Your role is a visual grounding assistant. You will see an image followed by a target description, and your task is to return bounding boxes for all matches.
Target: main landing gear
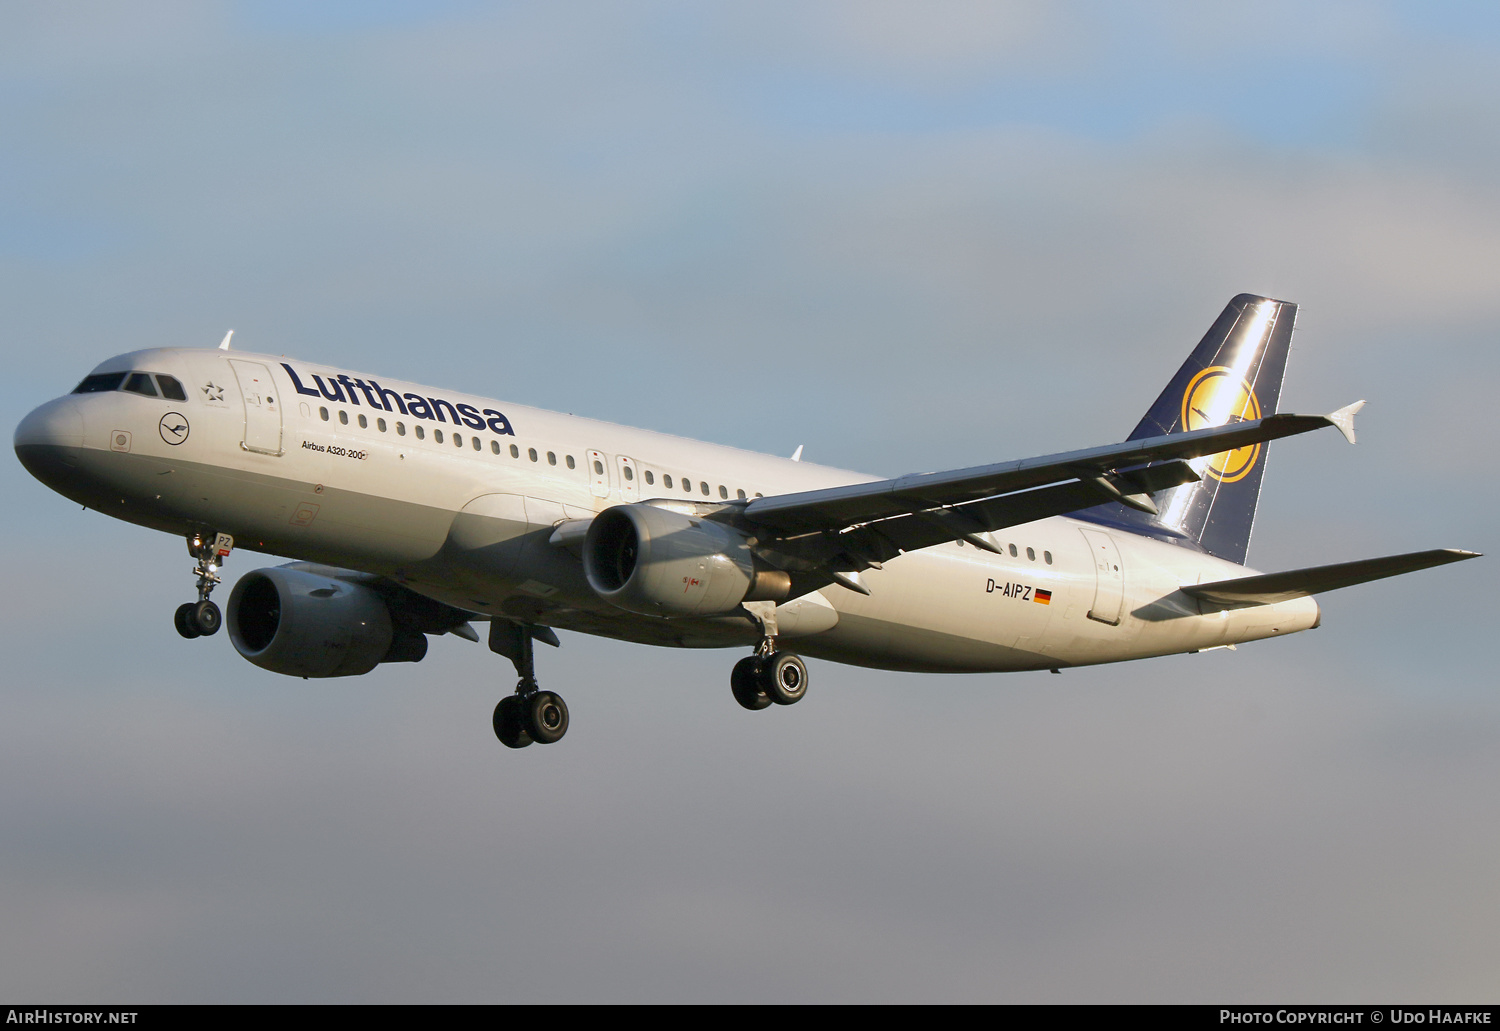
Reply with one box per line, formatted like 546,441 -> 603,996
488,620 -> 568,749
174,532 -> 234,639
731,600 -> 809,711
731,651 -> 809,709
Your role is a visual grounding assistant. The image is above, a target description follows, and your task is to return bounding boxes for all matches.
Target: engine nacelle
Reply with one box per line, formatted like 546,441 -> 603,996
227,567 -> 425,678
583,504 -> 788,617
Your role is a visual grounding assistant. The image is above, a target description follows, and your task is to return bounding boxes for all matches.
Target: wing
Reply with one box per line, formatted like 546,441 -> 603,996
727,405 -> 1363,579
1182,549 -> 1481,608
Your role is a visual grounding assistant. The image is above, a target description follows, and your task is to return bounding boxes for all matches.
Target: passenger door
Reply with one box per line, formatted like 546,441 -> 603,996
1078,528 -> 1124,625
229,359 -> 283,456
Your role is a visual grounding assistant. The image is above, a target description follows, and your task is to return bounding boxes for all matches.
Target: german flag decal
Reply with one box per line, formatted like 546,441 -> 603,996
1035,589 -> 1052,605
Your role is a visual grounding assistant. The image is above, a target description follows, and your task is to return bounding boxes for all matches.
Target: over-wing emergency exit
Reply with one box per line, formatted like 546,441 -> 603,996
14,294 -> 1479,749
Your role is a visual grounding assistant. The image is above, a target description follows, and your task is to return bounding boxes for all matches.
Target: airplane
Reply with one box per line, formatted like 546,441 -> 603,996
13,294 -> 1479,749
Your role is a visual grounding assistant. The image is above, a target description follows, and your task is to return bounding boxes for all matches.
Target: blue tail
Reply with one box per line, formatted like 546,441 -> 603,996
1079,293 -> 1297,565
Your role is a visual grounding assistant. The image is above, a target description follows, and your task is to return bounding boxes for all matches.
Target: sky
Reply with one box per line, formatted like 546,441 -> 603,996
2,0 -> 1497,1003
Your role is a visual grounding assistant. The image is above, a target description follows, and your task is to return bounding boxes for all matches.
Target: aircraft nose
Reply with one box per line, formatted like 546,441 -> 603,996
15,396 -> 83,448
14,396 -> 85,487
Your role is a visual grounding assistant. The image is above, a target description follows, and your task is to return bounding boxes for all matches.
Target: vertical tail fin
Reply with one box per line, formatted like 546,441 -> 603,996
1083,293 -> 1297,564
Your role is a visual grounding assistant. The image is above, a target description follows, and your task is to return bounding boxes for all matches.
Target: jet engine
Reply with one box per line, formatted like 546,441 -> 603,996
583,504 -> 789,617
226,566 -> 428,678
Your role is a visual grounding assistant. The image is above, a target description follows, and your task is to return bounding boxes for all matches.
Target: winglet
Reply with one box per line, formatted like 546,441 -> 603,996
218,330 -> 234,351
790,445 -> 804,462
1328,400 -> 1364,444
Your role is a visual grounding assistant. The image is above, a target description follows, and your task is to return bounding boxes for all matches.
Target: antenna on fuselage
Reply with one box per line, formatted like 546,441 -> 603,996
218,330 -> 234,351
790,445 -> 803,462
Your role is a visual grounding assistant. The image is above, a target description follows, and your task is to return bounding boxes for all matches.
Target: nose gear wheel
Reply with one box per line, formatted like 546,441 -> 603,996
174,533 -> 232,638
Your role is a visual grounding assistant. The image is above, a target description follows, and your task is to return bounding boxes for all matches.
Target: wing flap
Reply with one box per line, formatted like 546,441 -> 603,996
1182,549 -> 1480,608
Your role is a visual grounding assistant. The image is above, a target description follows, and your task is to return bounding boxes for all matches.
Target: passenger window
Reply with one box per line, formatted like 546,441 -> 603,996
529,448 -> 538,462
124,373 -> 158,397
718,485 -> 728,499
1044,551 -> 1053,564
434,429 -> 444,443
491,440 -> 500,454
566,455 -> 576,470
377,418 -> 387,432
156,375 -> 188,401
72,373 -> 127,394
701,482 -> 710,496
592,459 -> 603,475
453,434 -> 463,448
663,475 -> 673,489
548,451 -> 557,466
737,489 -> 746,500
415,426 -> 425,440
358,414 -> 367,429
683,479 -> 693,493
644,470 -> 654,485
320,407 -> 330,421
1009,544 -> 1018,557
397,422 -> 406,436
1027,547 -> 1035,561
339,410 -> 349,425
472,437 -> 481,451
754,493 -> 763,498
623,466 -> 633,481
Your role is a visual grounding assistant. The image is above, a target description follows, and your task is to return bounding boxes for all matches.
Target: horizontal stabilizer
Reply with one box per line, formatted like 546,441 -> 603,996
1183,549 -> 1481,608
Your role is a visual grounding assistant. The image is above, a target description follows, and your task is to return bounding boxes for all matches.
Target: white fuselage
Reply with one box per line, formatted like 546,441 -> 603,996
17,347 -> 1321,674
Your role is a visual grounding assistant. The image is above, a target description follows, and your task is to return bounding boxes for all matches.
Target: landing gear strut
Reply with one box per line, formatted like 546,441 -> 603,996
489,620 -> 568,749
175,532 -> 233,639
731,601 -> 809,710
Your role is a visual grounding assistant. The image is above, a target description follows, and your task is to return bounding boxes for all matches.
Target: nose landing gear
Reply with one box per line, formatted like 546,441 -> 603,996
175,532 -> 233,639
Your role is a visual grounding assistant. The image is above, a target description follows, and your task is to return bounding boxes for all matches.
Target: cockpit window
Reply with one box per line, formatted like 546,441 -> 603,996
123,373 -> 159,397
156,375 -> 187,401
73,370 -> 188,400
73,373 -> 127,394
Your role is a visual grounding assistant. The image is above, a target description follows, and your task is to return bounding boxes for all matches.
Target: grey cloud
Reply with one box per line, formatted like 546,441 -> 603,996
3,638 -> 1497,1001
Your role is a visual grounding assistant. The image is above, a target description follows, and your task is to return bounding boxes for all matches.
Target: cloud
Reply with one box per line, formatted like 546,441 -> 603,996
3,640 -> 1497,1001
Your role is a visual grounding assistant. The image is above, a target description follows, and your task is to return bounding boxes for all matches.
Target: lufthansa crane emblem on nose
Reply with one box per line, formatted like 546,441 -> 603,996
159,412 -> 190,445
